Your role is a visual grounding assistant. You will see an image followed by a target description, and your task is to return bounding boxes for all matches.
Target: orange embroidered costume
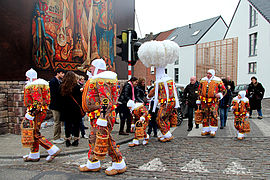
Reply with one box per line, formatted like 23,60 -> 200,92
22,68 -> 60,162
79,59 -> 126,176
196,69 -> 226,137
127,100 -> 150,146
138,40 -> 180,142
231,91 -> 250,140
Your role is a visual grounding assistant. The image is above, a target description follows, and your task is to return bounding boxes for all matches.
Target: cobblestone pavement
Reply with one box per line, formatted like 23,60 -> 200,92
1,125 -> 270,179
1,99 -> 270,179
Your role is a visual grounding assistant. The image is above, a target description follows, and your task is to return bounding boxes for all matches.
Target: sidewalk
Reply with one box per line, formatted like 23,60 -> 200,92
0,117 -> 134,159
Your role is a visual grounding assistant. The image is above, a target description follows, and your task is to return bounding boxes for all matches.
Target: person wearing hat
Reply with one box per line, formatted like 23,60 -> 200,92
196,69 -> 226,137
126,100 -> 150,147
231,91 -> 250,140
23,68 -> 61,162
138,40 -> 180,142
79,59 -> 126,176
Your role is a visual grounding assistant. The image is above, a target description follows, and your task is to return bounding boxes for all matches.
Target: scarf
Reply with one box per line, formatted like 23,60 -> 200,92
128,81 -> 135,101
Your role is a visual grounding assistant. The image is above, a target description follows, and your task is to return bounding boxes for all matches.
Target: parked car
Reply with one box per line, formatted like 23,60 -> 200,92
232,84 -> 249,97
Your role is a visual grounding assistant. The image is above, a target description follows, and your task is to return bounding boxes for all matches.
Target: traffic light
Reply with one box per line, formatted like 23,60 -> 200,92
131,41 -> 142,66
116,30 -> 141,66
116,30 -> 128,61
129,30 -> 141,66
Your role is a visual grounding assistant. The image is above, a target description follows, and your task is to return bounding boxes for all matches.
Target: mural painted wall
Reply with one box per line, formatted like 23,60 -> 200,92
0,0 -> 134,80
32,0 -> 115,72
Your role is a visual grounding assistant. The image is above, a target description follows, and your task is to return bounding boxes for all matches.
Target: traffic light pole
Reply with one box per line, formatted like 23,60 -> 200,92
128,30 -> 132,80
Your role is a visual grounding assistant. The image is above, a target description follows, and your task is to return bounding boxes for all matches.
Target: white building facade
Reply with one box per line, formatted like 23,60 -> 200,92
225,0 -> 270,97
166,16 -> 228,87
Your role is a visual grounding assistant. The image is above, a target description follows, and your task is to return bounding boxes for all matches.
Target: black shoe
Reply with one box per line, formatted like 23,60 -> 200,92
195,124 -> 199,129
84,127 -> 89,129
66,140 -> 71,147
258,116 -> 263,119
115,121 -> 119,124
72,140 -> 79,147
187,127 -> 192,131
119,131 -> 129,135
153,134 -> 157,137
220,126 -> 224,129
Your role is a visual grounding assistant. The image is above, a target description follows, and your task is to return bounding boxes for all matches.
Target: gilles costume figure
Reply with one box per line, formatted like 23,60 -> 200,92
138,40 -> 180,142
127,100 -> 150,146
79,59 -> 126,176
196,69 -> 226,137
231,91 -> 250,140
23,68 -> 60,162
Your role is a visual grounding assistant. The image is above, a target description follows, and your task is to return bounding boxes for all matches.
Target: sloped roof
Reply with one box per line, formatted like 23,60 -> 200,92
248,0 -> 270,24
155,28 -> 176,41
167,16 -> 225,47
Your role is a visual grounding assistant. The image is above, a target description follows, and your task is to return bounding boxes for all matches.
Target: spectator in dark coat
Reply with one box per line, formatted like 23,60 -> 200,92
49,68 -> 65,144
219,79 -> 231,129
147,83 -> 158,137
118,77 -> 138,135
136,78 -> 147,103
183,76 -> 199,131
224,76 -> 235,107
60,71 -> 82,147
77,75 -> 88,139
246,76 -> 265,119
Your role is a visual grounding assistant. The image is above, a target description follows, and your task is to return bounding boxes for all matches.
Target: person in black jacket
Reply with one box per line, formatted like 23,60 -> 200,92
219,79 -> 231,129
224,76 -> 235,108
136,78 -> 147,103
183,76 -> 199,131
60,71 -> 82,147
49,68 -> 65,144
147,83 -> 158,137
118,77 -> 138,135
246,76 -> 265,119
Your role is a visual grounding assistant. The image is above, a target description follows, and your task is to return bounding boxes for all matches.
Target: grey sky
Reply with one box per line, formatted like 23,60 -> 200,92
135,0 -> 240,38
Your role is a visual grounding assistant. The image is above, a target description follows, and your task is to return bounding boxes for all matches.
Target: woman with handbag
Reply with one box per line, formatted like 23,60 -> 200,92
60,71 -> 83,147
231,91 -> 250,140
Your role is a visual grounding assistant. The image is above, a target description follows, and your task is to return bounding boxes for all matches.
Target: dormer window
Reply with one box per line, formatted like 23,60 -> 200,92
170,35 -> 177,41
192,30 -> 200,36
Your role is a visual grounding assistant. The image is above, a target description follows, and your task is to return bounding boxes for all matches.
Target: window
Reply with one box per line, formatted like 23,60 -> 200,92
192,30 -> 200,36
249,33 -> 257,56
248,62 -> 257,74
150,66 -> 155,74
165,68 -> 167,74
174,68 -> 179,83
250,5 -> 258,28
174,59 -> 179,65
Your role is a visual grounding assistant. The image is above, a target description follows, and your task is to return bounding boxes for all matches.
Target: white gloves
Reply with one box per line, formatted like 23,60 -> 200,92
140,116 -> 145,122
25,112 -> 34,120
196,100 -> 201,105
96,118 -> 107,127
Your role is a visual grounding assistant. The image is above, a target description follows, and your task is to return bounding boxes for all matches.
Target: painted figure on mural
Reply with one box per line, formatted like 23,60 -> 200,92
32,3 -> 55,69
32,0 -> 116,71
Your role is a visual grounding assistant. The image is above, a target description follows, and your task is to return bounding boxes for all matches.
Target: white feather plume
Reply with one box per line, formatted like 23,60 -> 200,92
138,40 -> 180,68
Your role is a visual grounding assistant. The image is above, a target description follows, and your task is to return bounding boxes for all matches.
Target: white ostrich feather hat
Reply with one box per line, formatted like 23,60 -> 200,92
137,40 -> 180,68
